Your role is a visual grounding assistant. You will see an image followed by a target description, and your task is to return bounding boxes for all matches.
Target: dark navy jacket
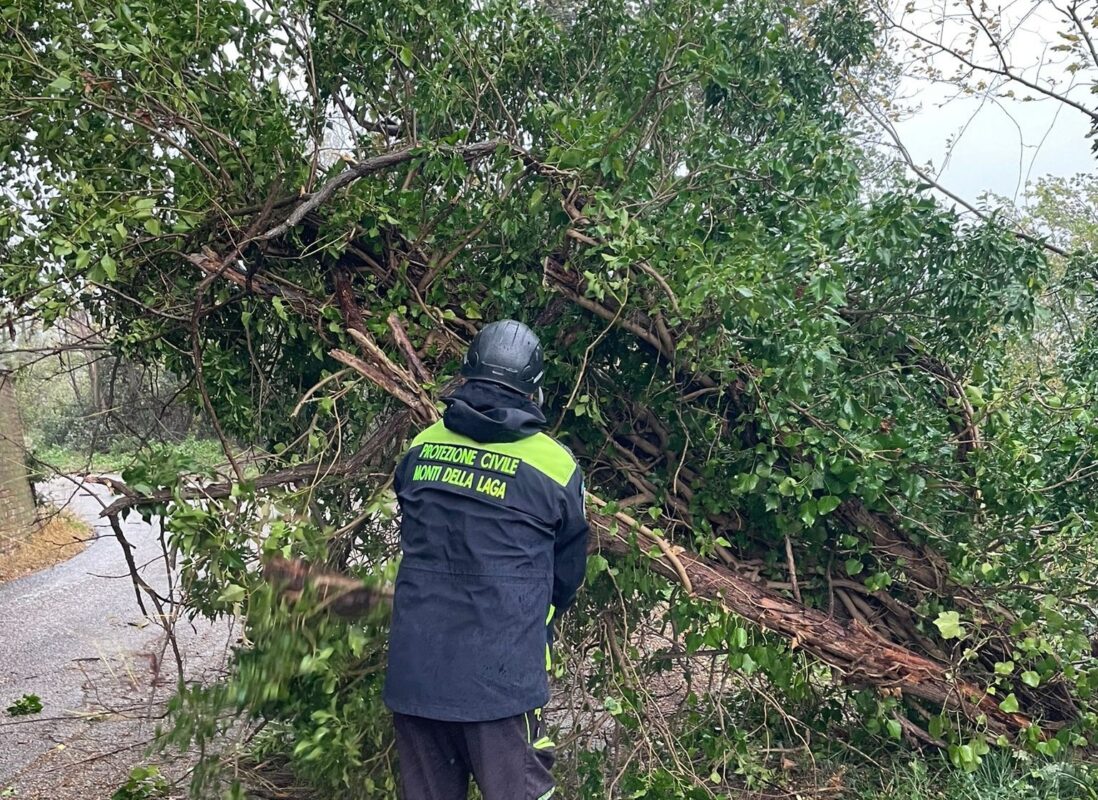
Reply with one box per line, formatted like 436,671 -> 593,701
383,382 -> 589,722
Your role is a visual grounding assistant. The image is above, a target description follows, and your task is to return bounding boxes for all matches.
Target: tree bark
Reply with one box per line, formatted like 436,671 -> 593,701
593,515 -> 1037,738
0,370 -> 36,555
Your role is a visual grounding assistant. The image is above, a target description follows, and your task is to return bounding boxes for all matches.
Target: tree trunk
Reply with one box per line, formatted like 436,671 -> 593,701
0,370 -> 36,555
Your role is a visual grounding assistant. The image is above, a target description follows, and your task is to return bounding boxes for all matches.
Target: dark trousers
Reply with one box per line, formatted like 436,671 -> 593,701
393,710 -> 556,800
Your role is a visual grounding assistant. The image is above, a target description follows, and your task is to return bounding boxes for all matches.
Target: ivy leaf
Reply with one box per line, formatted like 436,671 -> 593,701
934,610 -> 965,639
928,715 -> 944,739
998,693 -> 1020,713
816,495 -> 841,515
731,627 -> 748,649
1021,671 -> 1041,688
585,554 -> 608,582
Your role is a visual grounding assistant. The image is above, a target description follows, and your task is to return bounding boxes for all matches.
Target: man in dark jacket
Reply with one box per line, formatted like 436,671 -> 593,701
383,319 -> 589,800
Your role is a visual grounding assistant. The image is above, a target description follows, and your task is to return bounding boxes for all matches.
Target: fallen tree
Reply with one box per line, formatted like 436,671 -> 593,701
5,0 -> 1098,793
93,295 -> 1067,741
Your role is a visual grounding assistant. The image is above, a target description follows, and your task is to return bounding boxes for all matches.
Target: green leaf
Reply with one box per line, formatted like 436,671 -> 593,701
100,254 -> 117,281
1036,738 -> 1062,756
886,718 -> 902,740
816,495 -> 841,515
998,693 -> 1019,713
217,584 -> 246,604
529,186 -> 545,212
731,627 -> 748,649
585,554 -> 609,582
994,660 -> 1014,676
1021,671 -> 1040,688
48,74 -> 72,92
934,610 -> 965,639
844,558 -> 863,576
865,571 -> 893,591
399,45 -> 414,67
6,693 -> 43,716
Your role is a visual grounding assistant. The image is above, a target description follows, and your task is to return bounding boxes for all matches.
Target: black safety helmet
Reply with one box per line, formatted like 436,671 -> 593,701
461,319 -> 545,396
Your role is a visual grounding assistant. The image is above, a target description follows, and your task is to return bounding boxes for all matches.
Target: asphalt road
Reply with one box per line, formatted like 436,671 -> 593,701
0,478 -> 232,796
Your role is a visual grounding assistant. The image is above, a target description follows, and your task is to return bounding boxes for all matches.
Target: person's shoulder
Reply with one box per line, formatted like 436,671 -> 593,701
534,432 -> 579,463
517,432 -> 579,487
410,419 -> 460,447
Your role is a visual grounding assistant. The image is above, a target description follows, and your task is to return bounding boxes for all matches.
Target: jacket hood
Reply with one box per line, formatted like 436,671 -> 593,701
442,380 -> 547,443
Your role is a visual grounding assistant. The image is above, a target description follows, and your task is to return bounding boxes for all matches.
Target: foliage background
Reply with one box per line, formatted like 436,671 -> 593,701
2,0 -> 1098,796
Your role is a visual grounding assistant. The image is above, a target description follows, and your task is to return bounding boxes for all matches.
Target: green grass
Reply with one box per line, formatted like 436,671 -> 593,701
854,752 -> 1098,800
32,437 -> 231,476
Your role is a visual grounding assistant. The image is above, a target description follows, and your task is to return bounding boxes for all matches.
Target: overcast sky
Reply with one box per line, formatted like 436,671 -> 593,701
886,0 -> 1094,208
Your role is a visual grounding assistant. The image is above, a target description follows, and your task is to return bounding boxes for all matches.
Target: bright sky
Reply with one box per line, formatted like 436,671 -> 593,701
886,0 -> 1095,207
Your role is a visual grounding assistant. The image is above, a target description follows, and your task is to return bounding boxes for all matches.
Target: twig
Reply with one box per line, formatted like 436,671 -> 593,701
843,73 -> 1068,258
784,535 -> 802,604
106,515 -> 148,617
291,369 -> 351,418
329,348 -> 434,423
586,495 -> 693,594
345,327 -> 435,412
387,313 -> 432,384
259,141 -> 506,242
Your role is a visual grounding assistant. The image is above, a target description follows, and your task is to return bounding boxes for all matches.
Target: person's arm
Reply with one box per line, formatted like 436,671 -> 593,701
393,448 -> 414,496
552,467 -> 589,613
